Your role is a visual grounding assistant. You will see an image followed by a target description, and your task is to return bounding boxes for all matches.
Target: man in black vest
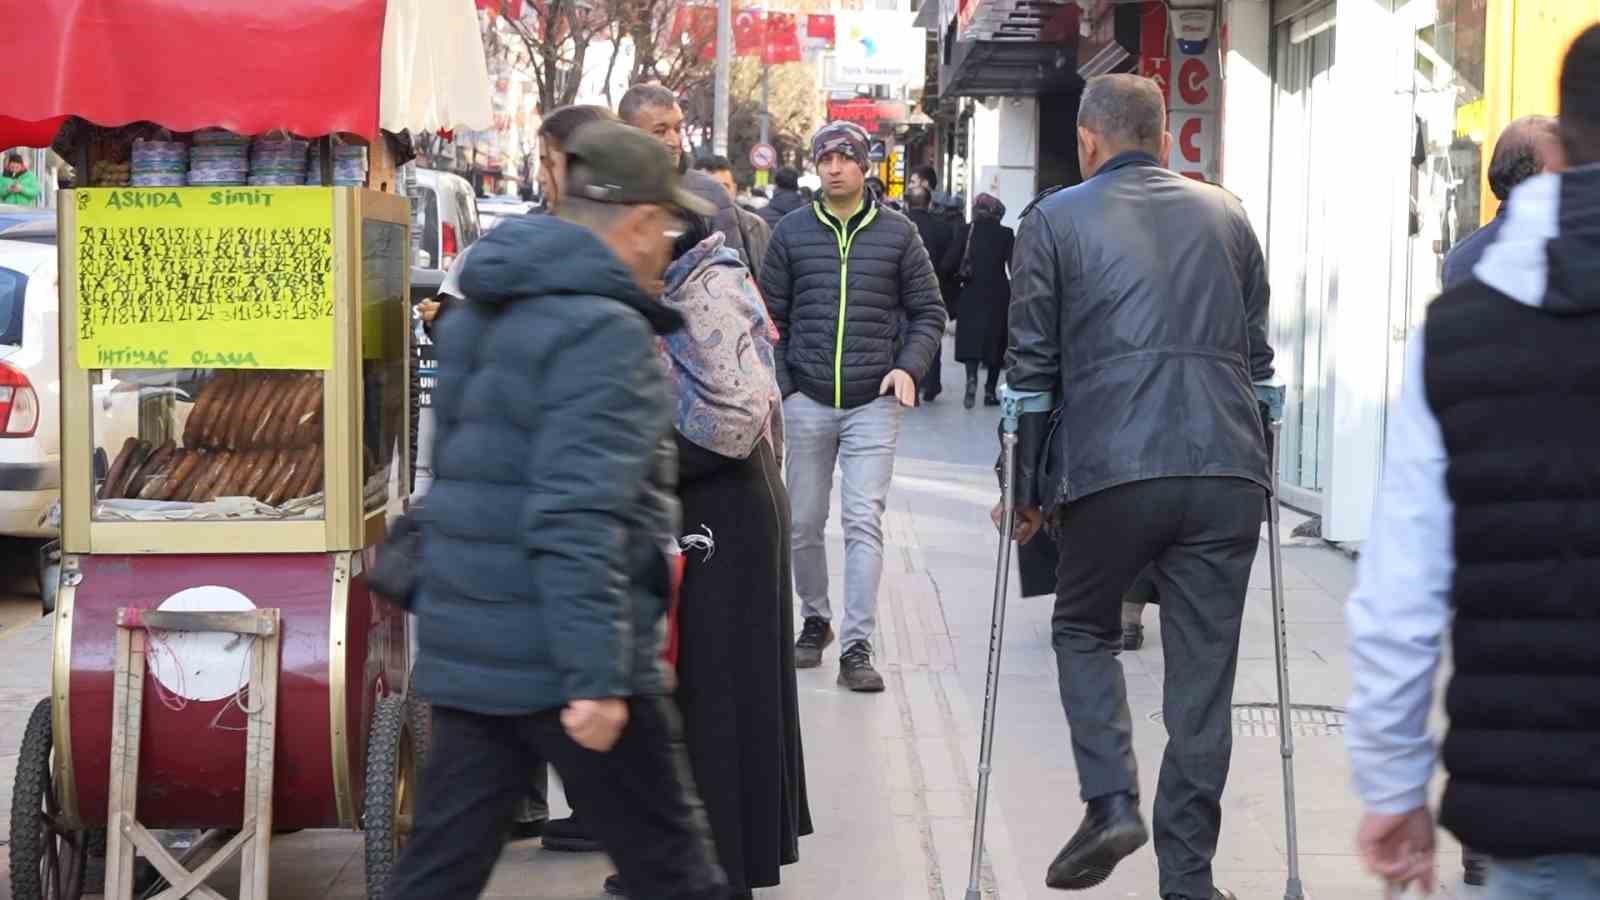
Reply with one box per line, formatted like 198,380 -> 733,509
1006,73 -> 1275,900
1348,25 -> 1600,897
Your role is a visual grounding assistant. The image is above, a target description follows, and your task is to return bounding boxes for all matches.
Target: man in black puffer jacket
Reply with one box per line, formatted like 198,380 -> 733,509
387,121 -> 727,900
760,120 -> 946,693
760,167 -> 808,229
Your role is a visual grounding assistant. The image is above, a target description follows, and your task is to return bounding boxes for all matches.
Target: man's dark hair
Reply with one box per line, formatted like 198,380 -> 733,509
1487,116 -> 1559,201
912,165 -> 938,190
774,167 -> 800,191
696,155 -> 734,174
539,105 -> 616,146
1078,73 -> 1166,156
1560,24 -> 1600,168
905,186 -> 932,210
618,83 -> 681,126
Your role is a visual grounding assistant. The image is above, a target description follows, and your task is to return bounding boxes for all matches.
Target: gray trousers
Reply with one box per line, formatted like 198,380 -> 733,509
1050,477 -> 1263,900
784,393 -> 904,650
1487,854 -> 1600,899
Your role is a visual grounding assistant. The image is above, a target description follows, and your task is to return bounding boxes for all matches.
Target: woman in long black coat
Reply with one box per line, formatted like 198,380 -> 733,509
603,221 -> 810,899
944,192 -> 1015,408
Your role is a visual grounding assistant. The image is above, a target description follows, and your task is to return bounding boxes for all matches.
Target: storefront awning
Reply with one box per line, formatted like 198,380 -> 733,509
0,0 -> 491,149
940,0 -> 1141,97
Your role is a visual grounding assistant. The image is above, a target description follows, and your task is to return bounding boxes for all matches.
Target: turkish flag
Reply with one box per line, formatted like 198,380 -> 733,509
671,5 -> 718,61
806,13 -> 835,47
763,12 -> 801,64
734,9 -> 766,58
476,0 -> 524,18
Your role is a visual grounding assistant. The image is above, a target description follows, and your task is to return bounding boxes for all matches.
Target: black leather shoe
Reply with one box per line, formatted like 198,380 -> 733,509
964,375 -> 978,410
1464,852 -> 1488,886
509,815 -> 547,840
1044,792 -> 1148,890
603,873 -> 627,896
984,390 -> 1000,407
541,814 -> 601,852
1121,624 -> 1144,652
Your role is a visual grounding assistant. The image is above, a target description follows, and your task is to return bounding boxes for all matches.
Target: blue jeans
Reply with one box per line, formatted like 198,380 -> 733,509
784,393 -> 904,651
1487,854 -> 1600,899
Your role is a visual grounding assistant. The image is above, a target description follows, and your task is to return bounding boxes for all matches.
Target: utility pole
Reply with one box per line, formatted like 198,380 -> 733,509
760,69 -> 771,148
714,0 -> 732,156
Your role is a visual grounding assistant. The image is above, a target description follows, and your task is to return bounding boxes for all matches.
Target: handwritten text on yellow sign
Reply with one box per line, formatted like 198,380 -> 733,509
74,187 -> 335,369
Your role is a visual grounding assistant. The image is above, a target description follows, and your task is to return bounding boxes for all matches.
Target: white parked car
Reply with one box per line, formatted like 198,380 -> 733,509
0,212 -> 145,609
412,168 -> 481,273
476,196 -> 535,231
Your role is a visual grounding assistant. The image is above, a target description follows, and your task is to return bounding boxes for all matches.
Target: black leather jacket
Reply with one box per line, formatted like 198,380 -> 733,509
1007,153 -> 1273,508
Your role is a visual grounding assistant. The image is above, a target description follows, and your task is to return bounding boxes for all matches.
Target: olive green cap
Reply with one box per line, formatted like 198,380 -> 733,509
563,120 -> 715,216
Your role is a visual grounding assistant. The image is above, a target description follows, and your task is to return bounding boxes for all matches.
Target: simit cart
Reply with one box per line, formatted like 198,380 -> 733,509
2,3 -> 492,899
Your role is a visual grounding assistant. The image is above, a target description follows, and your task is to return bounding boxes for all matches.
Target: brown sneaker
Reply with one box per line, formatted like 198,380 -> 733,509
837,642 -> 885,693
795,616 -> 833,669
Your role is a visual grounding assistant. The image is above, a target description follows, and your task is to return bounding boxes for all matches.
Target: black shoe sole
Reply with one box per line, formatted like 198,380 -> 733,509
509,818 -> 547,840
541,836 -> 603,852
1121,632 -> 1143,652
838,673 -> 885,692
1044,820 -> 1148,890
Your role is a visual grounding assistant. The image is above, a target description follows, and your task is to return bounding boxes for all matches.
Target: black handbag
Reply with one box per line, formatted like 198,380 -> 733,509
369,508 -> 424,610
957,224 -> 977,282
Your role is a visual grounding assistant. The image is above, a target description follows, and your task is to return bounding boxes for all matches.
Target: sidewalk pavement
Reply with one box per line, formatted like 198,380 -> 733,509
2,339 -> 1481,899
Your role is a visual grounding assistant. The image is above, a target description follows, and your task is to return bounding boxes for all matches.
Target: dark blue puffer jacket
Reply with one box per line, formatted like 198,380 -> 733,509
411,214 -> 684,716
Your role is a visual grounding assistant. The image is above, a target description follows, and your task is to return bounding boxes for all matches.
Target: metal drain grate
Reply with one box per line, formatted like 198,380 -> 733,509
1150,703 -> 1348,738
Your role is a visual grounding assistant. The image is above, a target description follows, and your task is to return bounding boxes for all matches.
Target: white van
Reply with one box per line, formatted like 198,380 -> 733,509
412,169 -> 481,273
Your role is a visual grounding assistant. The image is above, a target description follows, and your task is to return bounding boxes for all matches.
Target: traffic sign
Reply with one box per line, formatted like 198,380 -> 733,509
750,143 -> 777,170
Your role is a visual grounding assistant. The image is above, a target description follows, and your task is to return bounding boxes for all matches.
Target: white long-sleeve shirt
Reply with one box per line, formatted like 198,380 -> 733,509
1344,331 -> 1452,814
1344,172 -> 1561,815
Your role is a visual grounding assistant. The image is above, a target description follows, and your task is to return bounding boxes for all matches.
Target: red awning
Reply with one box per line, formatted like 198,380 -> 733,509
1,0 -> 388,149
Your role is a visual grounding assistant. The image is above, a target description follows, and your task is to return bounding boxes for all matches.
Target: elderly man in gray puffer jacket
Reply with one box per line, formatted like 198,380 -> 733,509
759,120 -> 946,693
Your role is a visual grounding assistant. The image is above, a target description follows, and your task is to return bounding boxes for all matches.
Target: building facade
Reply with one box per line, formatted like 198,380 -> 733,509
925,0 -> 1595,542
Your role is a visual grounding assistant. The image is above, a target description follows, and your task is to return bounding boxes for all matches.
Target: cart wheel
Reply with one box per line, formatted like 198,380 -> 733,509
8,698 -> 90,900
363,694 -> 421,898
405,692 -> 432,772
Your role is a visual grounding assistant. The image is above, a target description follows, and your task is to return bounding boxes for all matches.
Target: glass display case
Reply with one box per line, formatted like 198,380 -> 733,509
58,187 -> 410,553
90,368 -> 327,518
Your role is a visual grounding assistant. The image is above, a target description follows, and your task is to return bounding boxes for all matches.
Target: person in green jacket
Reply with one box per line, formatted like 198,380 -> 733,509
1,154 -> 40,206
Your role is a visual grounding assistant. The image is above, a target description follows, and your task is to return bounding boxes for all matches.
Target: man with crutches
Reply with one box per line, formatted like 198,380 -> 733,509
984,74 -> 1279,900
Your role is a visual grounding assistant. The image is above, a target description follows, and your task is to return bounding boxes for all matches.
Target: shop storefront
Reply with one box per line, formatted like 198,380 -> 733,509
1237,0 -> 1597,540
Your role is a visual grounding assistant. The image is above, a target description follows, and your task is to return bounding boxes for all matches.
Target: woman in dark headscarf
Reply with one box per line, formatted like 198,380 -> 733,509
944,192 -> 1015,408
602,214 -> 811,900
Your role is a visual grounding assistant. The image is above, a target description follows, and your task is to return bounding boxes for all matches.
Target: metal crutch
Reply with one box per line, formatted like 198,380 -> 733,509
1265,417 -> 1306,900
965,385 -> 1050,900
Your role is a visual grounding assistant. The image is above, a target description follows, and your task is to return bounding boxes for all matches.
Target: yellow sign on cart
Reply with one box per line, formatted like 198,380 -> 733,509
73,187 -> 336,369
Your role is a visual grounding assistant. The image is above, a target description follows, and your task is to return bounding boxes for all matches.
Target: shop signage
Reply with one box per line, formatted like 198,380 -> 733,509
1166,6 -> 1220,182
1138,1 -> 1171,104
73,187 -> 336,370
825,98 -> 909,134
831,12 -> 926,86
